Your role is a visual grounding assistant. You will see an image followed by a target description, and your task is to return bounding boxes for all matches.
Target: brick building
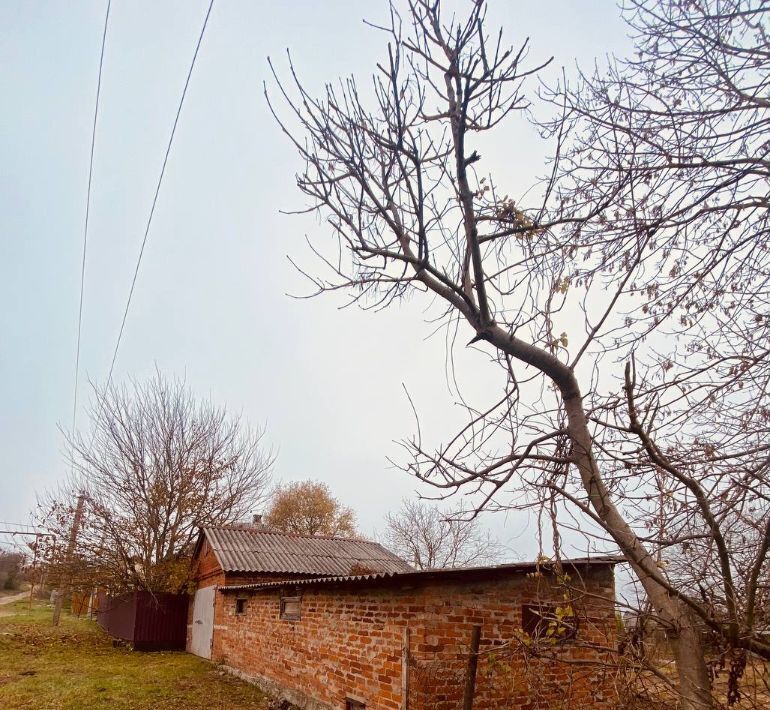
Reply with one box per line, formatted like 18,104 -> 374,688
188,526 -> 619,709
187,525 -> 413,657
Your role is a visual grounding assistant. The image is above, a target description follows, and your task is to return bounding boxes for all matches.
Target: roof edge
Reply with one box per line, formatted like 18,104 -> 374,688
219,555 -> 624,593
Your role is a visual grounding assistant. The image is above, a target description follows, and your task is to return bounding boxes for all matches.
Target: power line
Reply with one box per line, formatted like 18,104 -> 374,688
72,0 -> 112,434
0,522 -> 43,533
104,0 -> 215,389
0,531 -> 43,555
0,525 -> 51,555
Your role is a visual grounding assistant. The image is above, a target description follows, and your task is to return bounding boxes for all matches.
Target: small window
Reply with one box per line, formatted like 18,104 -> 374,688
280,595 -> 301,621
345,699 -> 366,710
235,597 -> 247,615
522,603 -> 578,642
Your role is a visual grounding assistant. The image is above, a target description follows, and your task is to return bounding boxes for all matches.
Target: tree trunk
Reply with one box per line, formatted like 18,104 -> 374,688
537,362 -> 715,708
478,291 -> 717,707
668,604 -> 713,710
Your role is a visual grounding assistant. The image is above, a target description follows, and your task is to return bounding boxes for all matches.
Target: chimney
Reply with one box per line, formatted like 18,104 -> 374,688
252,513 -> 263,525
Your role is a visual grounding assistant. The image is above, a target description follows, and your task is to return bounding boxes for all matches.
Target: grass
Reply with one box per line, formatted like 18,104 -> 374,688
0,599 -> 269,709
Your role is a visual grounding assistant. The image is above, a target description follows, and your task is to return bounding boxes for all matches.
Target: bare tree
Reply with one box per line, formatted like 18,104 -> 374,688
0,551 -> 25,591
266,480 -> 356,537
39,372 -> 273,593
383,499 -> 499,569
268,1 -> 769,707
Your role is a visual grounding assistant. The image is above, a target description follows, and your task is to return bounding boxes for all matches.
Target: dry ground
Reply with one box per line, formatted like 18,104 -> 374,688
0,583 -> 31,601
621,645 -> 770,709
0,589 -> 31,609
0,599 -> 269,709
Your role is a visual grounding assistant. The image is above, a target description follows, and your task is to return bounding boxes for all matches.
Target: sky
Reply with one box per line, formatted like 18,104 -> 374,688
0,1 -> 632,559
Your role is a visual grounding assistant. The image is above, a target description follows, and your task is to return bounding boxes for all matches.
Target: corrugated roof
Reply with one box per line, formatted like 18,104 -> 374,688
201,526 -> 414,576
219,555 -> 624,593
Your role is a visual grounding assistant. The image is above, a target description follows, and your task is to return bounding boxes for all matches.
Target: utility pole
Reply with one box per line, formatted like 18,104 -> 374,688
52,493 -> 85,626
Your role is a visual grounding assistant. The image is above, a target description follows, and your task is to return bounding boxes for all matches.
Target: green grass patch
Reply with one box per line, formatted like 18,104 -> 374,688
0,600 -> 268,709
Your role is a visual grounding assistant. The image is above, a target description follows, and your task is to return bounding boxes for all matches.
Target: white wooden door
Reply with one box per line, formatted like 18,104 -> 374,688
190,586 -> 216,658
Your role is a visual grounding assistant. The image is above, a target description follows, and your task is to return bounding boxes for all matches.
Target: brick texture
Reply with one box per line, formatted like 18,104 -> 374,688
212,566 -> 618,709
186,540 -> 313,651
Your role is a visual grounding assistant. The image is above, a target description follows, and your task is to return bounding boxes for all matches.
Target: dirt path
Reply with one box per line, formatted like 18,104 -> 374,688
0,590 -> 32,615
0,590 -> 29,605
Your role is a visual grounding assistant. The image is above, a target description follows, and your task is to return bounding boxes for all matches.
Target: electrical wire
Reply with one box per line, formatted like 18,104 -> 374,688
0,522 -> 42,532
104,0 -> 215,389
72,0 -> 112,434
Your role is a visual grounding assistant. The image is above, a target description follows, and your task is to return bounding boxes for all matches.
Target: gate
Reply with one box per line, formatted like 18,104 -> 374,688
96,591 -> 188,651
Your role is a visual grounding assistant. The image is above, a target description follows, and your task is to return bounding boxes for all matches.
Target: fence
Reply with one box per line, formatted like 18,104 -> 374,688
96,590 -> 188,651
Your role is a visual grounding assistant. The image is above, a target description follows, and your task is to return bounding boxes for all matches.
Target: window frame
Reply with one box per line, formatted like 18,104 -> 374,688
521,602 -> 578,643
234,596 -> 247,615
279,595 -> 302,621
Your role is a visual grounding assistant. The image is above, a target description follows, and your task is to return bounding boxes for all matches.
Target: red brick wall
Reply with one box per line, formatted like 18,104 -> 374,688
186,539 -> 320,652
191,540 -> 223,588
213,566 -> 618,709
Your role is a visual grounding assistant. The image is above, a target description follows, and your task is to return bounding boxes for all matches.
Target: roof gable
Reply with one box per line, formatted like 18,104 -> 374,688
199,526 -> 413,577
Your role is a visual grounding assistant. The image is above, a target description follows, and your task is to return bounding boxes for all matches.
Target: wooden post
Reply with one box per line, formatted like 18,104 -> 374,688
462,624 -> 482,710
28,539 -> 38,610
53,493 -> 85,626
401,626 -> 410,710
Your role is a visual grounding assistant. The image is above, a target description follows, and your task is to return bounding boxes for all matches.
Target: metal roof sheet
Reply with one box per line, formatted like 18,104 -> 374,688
219,555 -> 624,593
202,526 -> 414,576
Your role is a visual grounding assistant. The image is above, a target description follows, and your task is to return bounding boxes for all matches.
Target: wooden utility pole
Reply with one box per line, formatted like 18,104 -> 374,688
52,493 -> 85,626
462,625 -> 482,710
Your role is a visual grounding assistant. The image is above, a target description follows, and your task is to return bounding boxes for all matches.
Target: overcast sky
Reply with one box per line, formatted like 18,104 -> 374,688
0,1 -> 632,558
